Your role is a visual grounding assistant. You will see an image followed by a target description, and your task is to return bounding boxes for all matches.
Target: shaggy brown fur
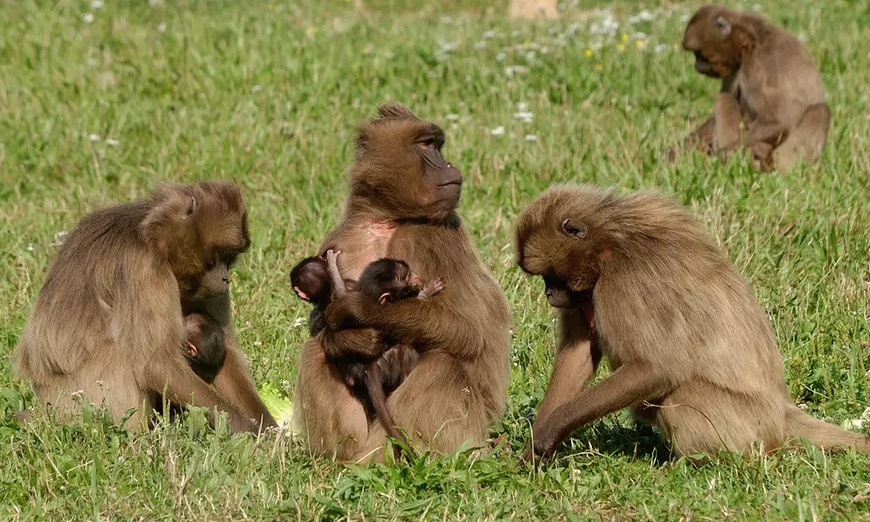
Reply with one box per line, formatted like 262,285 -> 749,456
669,5 -> 830,170
15,182 -> 276,432
516,185 -> 869,458
292,103 -> 511,462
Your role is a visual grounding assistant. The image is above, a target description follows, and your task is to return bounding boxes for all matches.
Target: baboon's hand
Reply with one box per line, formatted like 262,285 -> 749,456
418,278 -> 445,299
325,248 -> 341,266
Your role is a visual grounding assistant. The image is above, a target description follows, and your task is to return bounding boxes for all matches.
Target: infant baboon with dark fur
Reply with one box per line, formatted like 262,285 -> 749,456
15,182 -> 276,432
516,185 -> 869,459
291,251 -> 439,450
669,5 -> 830,170
184,313 -> 226,383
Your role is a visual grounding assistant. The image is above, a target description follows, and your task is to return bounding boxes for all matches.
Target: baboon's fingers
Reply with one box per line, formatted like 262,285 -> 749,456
533,364 -> 668,457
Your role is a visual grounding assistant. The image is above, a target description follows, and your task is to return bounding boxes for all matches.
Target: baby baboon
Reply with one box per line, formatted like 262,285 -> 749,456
184,313 -> 226,383
332,254 -> 441,451
15,182 -> 275,432
291,251 -> 435,450
292,103 -> 510,462
290,255 -> 336,336
670,5 -> 830,170
516,185 -> 869,459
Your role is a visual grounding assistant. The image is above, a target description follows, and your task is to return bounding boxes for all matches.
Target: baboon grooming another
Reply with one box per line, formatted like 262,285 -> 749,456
516,185 -> 869,459
292,103 -> 511,462
15,182 -> 276,432
670,5 -> 830,170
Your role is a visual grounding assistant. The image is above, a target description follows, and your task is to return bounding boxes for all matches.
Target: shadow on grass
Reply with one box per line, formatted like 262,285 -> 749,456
560,422 -> 674,466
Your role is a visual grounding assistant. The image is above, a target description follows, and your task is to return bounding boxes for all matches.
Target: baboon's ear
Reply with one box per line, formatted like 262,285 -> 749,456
560,219 -> 588,239
378,292 -> 391,305
377,102 -> 417,120
293,286 -> 311,302
183,197 -> 197,219
714,15 -> 731,37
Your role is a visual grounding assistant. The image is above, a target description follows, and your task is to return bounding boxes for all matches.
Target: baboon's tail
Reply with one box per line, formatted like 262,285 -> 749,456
365,365 -> 414,460
785,405 -> 869,453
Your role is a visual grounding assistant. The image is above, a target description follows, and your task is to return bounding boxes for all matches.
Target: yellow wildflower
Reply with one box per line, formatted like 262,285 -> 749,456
585,49 -> 593,58
617,43 -> 625,52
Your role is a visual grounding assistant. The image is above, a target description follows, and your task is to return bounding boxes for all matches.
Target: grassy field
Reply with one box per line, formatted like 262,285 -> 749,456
1,0 -> 868,519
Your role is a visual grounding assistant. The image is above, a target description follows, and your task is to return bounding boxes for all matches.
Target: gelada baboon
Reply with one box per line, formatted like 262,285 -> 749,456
329,252 -> 441,449
292,103 -> 511,462
516,185 -> 869,459
184,313 -> 226,383
15,182 -> 276,433
290,252 -> 429,449
669,5 -> 830,170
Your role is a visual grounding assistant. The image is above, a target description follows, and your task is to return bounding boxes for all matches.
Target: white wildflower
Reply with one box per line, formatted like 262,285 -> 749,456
107,138 -> 120,146
251,84 -> 262,93
292,317 -> 307,328
841,406 -> 870,431
513,111 -> 534,123
495,52 -> 506,62
524,134 -> 538,141
628,9 -> 655,24
253,341 -> 262,347
445,113 -> 460,121
490,126 -> 505,136
91,0 -> 104,8
504,65 -> 527,78
474,41 -> 486,49
654,44 -> 668,54
483,30 -> 497,39
26,243 -> 34,252
83,12 -> 95,24
438,41 -> 458,54
157,22 -> 167,33
88,133 -> 101,142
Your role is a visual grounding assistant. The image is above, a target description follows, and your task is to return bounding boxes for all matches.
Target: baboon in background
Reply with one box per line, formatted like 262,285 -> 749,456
292,103 -> 511,462
15,182 -> 276,433
669,5 -> 830,170
516,185 -> 869,459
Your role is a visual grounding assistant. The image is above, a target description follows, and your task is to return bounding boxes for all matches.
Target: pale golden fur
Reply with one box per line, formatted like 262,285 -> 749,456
292,103 -> 511,461
516,185 -> 869,457
671,5 -> 830,170
15,182 -> 275,432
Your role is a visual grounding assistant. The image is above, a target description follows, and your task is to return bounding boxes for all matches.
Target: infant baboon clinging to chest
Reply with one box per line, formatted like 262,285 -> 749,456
291,251 -> 441,452
516,185 -> 869,459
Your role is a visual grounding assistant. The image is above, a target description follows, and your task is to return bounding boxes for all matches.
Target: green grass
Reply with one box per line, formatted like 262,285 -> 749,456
1,0 -> 868,519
